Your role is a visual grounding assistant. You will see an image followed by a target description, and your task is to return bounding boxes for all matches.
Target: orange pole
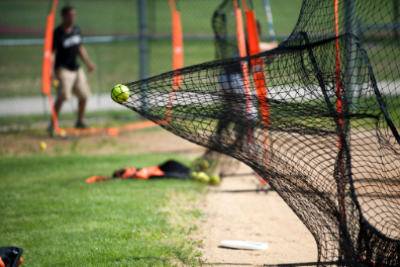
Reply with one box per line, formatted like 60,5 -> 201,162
334,0 -> 346,226
42,13 -> 54,96
234,2 -> 267,185
42,0 -> 59,133
244,7 -> 271,182
246,10 -> 270,126
168,0 -> 176,13
241,0 -> 248,11
172,11 -> 183,87
166,0 -> 183,122
233,0 -> 238,8
235,6 -> 254,148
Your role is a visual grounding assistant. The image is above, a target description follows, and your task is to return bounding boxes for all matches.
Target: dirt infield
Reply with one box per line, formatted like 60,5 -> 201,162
195,163 -> 317,266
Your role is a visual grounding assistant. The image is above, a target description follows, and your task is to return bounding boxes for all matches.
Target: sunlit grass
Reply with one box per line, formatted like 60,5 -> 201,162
0,153 -> 205,266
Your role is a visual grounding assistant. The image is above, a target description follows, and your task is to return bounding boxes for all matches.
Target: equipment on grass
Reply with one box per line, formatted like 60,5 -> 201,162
86,160 -> 190,183
116,0 -> 400,266
220,240 -> 268,250
111,84 -> 130,104
0,247 -> 23,267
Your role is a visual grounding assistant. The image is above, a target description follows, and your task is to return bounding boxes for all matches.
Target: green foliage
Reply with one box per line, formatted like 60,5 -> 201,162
0,153 -> 205,266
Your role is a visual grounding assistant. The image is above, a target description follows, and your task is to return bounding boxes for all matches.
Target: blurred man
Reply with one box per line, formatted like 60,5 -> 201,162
50,6 -> 96,131
215,22 -> 278,149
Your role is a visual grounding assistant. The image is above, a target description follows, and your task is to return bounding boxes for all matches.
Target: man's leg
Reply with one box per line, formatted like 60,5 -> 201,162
74,68 -> 91,128
48,68 -> 75,133
230,73 -> 257,151
55,68 -> 75,116
215,70 -> 232,143
54,96 -> 64,117
77,98 -> 87,125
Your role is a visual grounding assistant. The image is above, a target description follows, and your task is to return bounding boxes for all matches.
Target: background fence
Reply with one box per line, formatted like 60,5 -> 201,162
0,0 -> 302,131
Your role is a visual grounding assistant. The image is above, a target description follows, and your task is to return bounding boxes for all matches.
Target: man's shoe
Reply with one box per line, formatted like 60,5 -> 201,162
75,121 -> 89,129
47,122 -> 55,136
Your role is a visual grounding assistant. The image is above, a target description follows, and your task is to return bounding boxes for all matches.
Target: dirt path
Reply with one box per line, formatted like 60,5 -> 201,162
196,163 -> 317,266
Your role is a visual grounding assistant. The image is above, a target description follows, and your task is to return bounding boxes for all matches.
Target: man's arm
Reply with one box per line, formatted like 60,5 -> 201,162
259,40 -> 278,52
78,44 -> 96,73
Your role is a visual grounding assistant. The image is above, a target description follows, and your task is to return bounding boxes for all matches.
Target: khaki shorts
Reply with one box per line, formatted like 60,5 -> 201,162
55,67 -> 91,100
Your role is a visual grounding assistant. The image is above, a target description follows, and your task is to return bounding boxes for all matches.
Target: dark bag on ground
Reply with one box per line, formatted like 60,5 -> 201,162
86,160 -> 190,183
0,247 -> 23,267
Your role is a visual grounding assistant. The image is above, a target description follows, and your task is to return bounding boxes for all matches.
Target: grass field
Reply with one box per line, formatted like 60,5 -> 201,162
0,151 -> 205,266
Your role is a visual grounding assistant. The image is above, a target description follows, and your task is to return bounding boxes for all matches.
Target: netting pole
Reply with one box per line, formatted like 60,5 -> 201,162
394,0 -> 399,40
355,16 -> 364,104
262,0 -> 276,42
138,0 -> 148,112
344,0 -> 357,113
242,0 -> 271,183
166,0 -> 183,123
42,0 -> 59,134
233,0 -> 267,185
335,0 -> 348,259
232,0 -> 255,153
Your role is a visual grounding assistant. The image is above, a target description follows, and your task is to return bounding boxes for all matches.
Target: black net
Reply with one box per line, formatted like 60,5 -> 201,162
212,0 -> 240,61
115,0 -> 400,265
197,0 -> 245,177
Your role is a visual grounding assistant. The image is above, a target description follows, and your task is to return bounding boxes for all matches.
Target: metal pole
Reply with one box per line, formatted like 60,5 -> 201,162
138,0 -> 148,113
394,0 -> 399,41
139,0 -> 148,80
344,0 -> 357,114
354,15 -> 364,106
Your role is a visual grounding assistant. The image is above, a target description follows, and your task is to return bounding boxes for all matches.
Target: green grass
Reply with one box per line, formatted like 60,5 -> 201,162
0,153 -> 205,266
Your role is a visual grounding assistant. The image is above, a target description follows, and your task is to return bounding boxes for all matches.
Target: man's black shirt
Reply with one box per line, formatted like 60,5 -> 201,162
53,25 -> 82,71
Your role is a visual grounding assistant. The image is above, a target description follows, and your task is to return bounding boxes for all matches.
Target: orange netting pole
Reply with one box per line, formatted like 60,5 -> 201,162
42,0 -> 59,133
242,0 -> 271,182
334,0 -> 346,228
233,0 -> 254,148
233,0 -> 268,184
166,0 -> 184,123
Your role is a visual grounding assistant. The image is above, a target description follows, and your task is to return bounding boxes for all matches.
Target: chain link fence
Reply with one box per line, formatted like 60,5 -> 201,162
0,0 -> 301,131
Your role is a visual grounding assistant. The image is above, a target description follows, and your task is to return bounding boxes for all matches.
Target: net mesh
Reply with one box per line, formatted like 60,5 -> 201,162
116,0 -> 400,265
